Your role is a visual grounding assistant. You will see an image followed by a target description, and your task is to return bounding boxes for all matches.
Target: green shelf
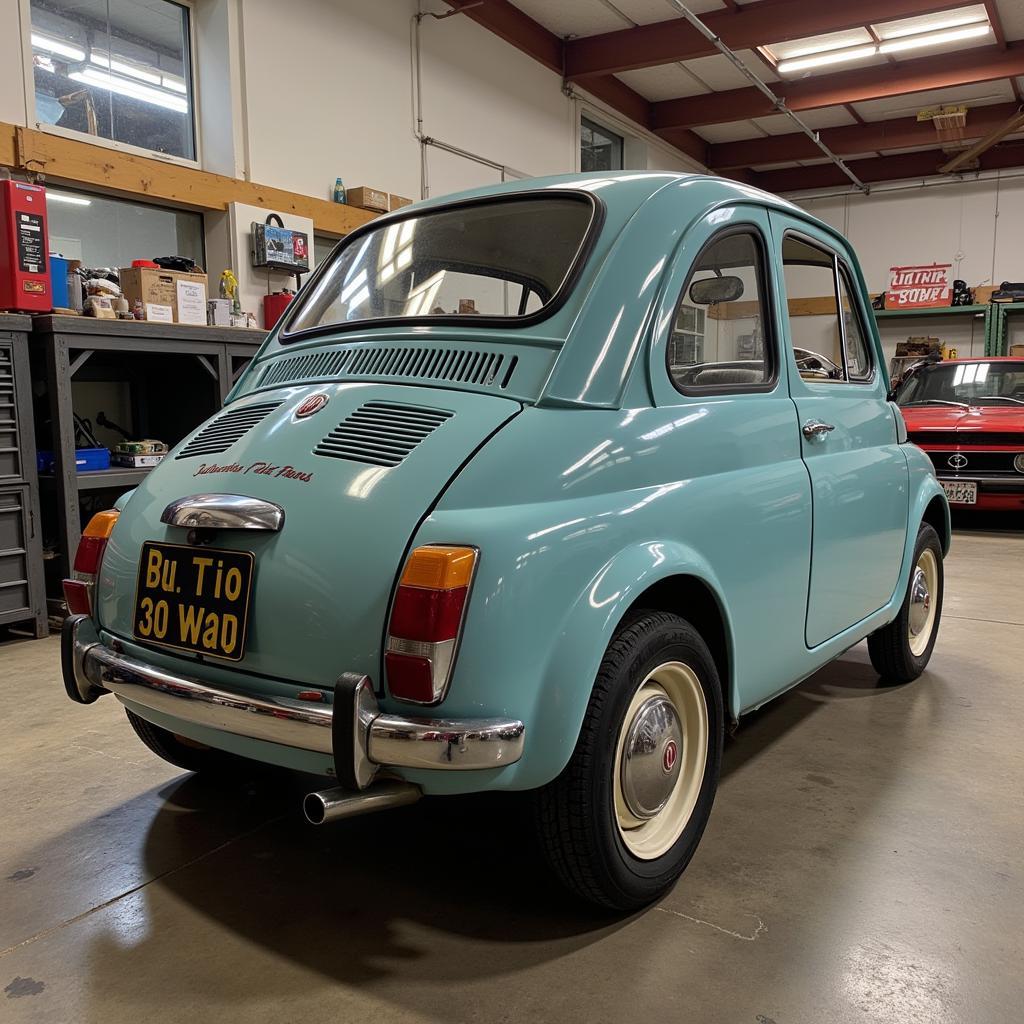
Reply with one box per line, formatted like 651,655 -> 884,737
873,304 -> 988,319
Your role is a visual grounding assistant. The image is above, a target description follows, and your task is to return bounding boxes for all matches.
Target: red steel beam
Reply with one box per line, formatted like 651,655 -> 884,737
564,0 -> 967,79
751,141 -> 1024,192
707,102 -> 1022,170
652,41 -> 1024,129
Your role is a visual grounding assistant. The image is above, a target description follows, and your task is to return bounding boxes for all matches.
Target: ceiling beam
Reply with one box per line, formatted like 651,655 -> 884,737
564,0 -> 967,79
707,102 -> 1022,170
751,141 -> 1024,192
442,0 -> 707,165
652,41 -> 1024,129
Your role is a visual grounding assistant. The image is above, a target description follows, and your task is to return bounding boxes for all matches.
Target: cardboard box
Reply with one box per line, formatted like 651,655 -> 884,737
974,284 -> 998,304
389,194 -> 413,211
1010,344 -> 1024,357
119,267 -> 209,322
347,186 -> 389,213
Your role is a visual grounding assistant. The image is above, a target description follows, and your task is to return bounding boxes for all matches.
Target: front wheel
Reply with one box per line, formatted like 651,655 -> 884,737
867,522 -> 944,683
534,611 -> 724,911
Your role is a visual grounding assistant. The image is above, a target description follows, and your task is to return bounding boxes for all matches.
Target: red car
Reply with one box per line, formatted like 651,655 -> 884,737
894,356 -> 1024,511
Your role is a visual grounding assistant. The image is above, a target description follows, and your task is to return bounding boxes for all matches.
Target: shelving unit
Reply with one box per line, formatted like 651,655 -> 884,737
987,301 -> 1024,357
30,316 -> 266,592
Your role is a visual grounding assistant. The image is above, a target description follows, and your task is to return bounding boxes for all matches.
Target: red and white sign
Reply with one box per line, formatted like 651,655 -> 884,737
886,263 -> 953,309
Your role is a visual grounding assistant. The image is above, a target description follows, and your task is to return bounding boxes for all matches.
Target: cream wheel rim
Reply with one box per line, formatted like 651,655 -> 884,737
613,661 -> 708,860
908,548 -> 939,657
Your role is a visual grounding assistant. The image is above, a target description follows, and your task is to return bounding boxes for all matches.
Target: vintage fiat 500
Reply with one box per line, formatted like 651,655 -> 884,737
61,173 -> 950,910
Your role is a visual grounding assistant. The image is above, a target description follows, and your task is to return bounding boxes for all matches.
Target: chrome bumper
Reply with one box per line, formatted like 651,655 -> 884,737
61,615 -> 525,787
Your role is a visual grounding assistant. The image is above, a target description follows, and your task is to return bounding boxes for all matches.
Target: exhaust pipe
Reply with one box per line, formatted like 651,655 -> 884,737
303,779 -> 421,825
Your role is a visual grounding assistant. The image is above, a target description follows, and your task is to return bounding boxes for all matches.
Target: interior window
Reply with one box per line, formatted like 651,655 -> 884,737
838,266 -> 872,380
668,231 -> 771,391
782,235 -> 856,383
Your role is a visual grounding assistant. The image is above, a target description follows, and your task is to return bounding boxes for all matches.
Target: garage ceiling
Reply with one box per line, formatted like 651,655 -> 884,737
444,0 -> 1024,192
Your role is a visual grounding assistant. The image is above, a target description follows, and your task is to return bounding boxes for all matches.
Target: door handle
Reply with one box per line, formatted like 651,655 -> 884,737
802,419 -> 835,440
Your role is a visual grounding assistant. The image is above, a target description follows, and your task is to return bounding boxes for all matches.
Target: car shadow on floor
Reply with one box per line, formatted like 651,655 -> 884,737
30,643 -> 936,1009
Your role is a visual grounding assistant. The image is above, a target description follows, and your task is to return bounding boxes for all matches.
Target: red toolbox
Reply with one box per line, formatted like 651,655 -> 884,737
0,180 -> 50,313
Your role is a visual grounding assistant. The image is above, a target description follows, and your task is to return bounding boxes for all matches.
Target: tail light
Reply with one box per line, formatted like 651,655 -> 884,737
385,545 -> 477,704
63,510 -> 119,616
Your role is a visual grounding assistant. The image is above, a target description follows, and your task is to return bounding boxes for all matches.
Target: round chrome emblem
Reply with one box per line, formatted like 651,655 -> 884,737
947,453 -> 968,470
295,393 -> 329,419
662,739 -> 678,774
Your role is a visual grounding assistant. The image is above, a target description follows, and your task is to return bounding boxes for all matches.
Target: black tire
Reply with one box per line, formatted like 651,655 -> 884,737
125,708 -> 238,773
867,522 -> 943,683
533,611 -> 724,911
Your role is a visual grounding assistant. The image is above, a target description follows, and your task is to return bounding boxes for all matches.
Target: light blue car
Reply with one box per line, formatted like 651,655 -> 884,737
61,173 -> 949,910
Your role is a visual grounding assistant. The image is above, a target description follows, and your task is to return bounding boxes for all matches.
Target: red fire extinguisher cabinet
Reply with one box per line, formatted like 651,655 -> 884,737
0,181 -> 50,313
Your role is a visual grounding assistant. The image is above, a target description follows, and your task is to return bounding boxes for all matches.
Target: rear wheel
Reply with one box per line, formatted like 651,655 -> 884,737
867,523 -> 943,682
125,709 -> 238,774
534,611 -> 724,911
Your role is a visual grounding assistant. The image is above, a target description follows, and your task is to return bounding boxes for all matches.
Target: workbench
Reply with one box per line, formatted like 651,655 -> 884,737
30,316 -> 267,591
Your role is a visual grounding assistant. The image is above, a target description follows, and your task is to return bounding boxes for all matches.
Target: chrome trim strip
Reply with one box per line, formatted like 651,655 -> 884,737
67,621 -> 525,771
160,494 -> 285,531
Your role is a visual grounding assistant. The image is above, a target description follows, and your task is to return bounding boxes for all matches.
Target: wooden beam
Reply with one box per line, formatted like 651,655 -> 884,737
753,140 -> 1024,191
653,41 -> 1024,129
2,123 -> 376,234
564,0 -> 967,79
939,108 -> 1024,173
707,102 -> 1021,170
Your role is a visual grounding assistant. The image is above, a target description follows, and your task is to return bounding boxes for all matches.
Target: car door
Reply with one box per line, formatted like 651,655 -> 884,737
767,213 -> 909,648
647,206 -> 813,711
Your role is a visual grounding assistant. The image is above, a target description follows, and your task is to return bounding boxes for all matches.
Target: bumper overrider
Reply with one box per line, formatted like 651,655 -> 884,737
61,615 -> 525,822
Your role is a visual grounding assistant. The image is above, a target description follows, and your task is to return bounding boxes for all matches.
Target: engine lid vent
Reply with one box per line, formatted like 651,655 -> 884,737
175,401 -> 282,460
313,401 -> 453,468
258,345 -> 517,391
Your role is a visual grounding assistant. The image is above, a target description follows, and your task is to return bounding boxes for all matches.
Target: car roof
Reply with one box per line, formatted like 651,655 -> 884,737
929,356 -> 1024,364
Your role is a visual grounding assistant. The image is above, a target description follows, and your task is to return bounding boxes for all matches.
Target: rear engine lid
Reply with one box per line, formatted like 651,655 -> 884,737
96,383 -> 519,688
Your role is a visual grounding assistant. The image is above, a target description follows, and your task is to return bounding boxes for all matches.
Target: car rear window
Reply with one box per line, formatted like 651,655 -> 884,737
282,193 -> 597,339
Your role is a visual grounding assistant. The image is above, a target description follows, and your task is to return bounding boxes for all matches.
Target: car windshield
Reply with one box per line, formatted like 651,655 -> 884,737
283,194 -> 596,338
895,360 -> 1024,407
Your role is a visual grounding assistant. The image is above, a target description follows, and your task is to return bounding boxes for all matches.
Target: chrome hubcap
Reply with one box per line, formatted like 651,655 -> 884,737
620,695 -> 684,820
908,566 -> 931,637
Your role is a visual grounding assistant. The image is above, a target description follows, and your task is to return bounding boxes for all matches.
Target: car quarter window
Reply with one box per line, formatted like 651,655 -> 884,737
781,234 -> 873,384
667,229 -> 773,393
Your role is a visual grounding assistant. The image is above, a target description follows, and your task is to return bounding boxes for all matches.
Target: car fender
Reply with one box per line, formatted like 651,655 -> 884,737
526,539 -> 734,788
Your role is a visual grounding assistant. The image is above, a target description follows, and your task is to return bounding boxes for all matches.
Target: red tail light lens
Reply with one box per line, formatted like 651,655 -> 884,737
385,546 -> 477,705
63,510 -> 119,617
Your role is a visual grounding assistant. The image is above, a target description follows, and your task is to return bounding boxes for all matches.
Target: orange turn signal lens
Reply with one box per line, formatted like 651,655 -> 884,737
399,546 -> 476,591
82,509 -> 120,540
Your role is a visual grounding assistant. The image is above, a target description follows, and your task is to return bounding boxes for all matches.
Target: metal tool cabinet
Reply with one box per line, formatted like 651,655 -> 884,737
0,315 -> 47,637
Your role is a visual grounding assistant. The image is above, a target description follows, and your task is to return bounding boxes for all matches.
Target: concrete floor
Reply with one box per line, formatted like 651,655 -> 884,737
2,520 -> 1022,1024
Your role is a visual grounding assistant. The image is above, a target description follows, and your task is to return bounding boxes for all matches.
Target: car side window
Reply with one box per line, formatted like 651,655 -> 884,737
838,265 -> 872,381
667,230 -> 773,392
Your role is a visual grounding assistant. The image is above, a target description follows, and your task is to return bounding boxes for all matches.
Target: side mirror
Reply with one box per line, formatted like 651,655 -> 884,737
689,275 -> 744,305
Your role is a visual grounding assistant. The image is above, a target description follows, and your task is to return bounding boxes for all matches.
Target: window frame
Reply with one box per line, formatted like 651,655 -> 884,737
580,115 -> 624,172
279,189 -> 605,344
21,0 -> 201,168
836,259 -> 875,384
780,230 -> 875,387
665,223 -> 779,398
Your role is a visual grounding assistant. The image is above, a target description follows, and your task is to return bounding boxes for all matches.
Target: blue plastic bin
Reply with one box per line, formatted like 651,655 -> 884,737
37,447 -> 110,473
49,255 -> 70,310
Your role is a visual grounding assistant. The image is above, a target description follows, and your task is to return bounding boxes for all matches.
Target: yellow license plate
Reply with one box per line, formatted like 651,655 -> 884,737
133,541 -> 254,661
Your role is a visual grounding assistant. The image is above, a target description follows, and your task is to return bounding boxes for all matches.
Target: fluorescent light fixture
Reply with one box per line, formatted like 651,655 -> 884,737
877,12 -> 988,40
776,33 -> 873,61
47,192 -> 92,206
91,51 -> 162,86
69,68 -> 188,113
777,45 -> 878,74
878,23 -> 991,53
31,32 -> 85,62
